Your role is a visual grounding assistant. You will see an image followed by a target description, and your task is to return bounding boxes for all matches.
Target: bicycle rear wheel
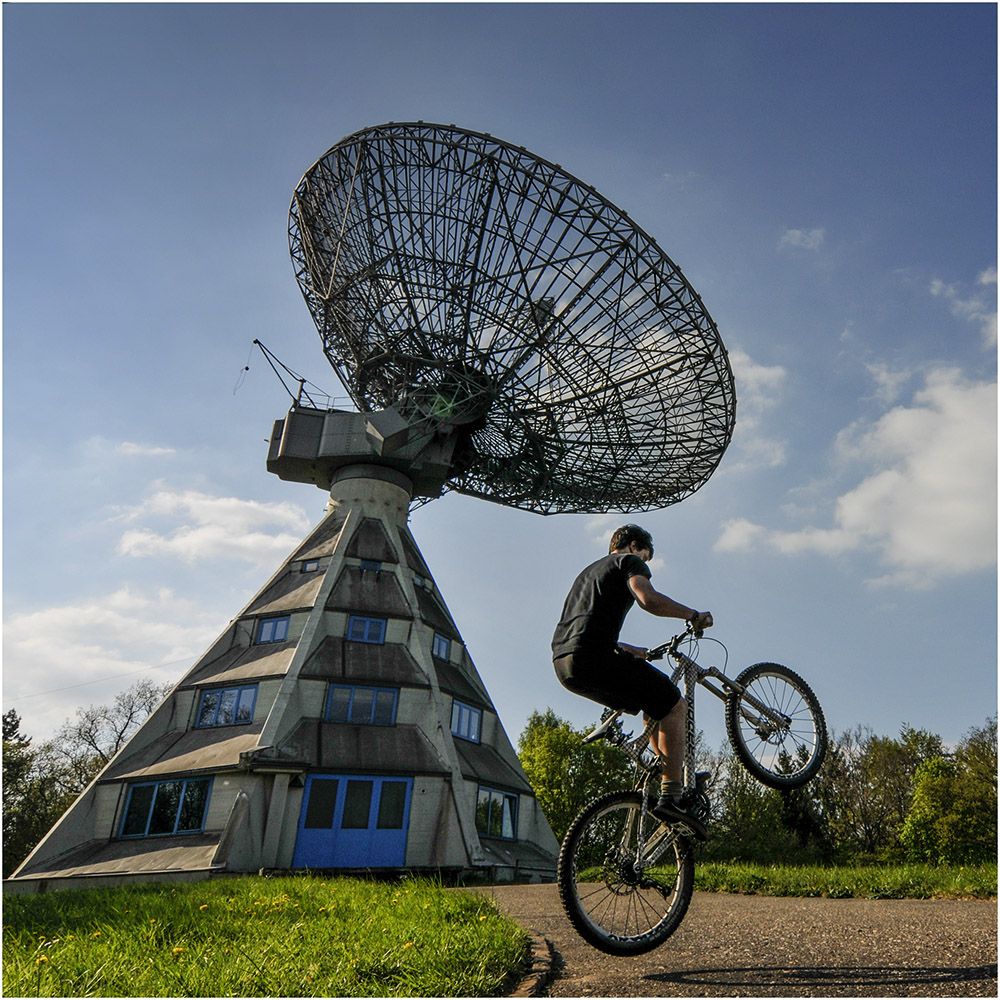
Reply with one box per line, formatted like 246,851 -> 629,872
726,662 -> 827,788
557,790 -> 694,955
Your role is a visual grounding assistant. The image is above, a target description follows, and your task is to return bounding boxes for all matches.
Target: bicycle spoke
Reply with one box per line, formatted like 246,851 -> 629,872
558,793 -> 694,953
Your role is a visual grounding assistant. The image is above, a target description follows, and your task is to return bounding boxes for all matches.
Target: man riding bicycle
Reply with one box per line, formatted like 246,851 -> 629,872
551,524 -> 712,839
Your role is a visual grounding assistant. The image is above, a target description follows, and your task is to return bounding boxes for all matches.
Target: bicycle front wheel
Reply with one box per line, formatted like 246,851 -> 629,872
557,791 -> 694,955
726,662 -> 827,788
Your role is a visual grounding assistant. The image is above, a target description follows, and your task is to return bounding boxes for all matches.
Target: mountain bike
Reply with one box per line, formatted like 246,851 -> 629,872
556,625 -> 827,955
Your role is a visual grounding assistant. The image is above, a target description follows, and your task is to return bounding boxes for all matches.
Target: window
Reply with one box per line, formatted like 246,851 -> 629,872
257,615 -> 290,644
476,786 -> 517,840
347,615 -> 386,644
120,777 -> 212,838
359,559 -> 382,572
326,685 -> 397,725
301,559 -> 320,573
432,633 -> 451,660
196,685 -> 257,727
451,701 -> 482,743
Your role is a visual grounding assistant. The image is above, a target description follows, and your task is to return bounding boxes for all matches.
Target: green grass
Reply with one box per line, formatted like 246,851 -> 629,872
694,861 -> 997,899
2,876 -> 529,998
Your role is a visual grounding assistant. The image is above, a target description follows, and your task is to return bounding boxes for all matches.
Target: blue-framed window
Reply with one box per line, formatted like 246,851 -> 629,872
326,684 -> 397,725
301,559 -> 320,573
347,615 -> 386,644
476,786 -> 517,840
196,685 -> 257,727
359,559 -> 382,573
451,701 -> 482,743
257,615 -> 290,644
120,777 -> 212,838
432,633 -> 451,660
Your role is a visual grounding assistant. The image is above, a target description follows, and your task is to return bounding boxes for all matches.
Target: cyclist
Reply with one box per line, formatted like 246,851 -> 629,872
551,523 -> 712,839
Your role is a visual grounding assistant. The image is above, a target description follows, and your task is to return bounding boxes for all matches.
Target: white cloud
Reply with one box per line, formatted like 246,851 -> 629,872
2,586 -> 222,739
930,268 -> 997,347
116,442 -> 177,457
864,362 -> 913,406
714,368 -> 997,587
779,227 -> 825,250
114,488 -> 312,566
720,348 -> 788,472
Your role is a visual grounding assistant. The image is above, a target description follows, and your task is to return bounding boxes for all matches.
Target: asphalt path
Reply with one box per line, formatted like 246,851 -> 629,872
476,884 -> 998,997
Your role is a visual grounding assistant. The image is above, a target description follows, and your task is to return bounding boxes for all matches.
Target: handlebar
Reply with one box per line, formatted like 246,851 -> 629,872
645,622 -> 703,661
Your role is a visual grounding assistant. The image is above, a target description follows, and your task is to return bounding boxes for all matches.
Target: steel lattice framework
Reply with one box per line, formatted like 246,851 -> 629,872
289,122 -> 736,514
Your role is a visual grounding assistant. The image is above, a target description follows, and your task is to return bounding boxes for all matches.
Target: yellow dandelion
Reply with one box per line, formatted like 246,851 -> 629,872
67,935 -> 75,940
172,947 -> 184,956
479,915 -> 488,921
92,931 -> 102,937
402,942 -> 413,949
150,918 -> 157,923
199,904 -> 209,911
319,906 -> 326,912
36,956 -> 48,966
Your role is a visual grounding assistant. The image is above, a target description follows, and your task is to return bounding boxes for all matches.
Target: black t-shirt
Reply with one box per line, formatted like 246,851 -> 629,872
551,552 -> 652,659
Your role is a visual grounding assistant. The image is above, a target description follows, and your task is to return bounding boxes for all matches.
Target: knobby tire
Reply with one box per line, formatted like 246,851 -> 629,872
557,790 -> 694,956
725,662 -> 827,788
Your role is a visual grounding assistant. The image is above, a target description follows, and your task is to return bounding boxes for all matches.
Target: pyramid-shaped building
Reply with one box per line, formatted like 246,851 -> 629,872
9,462 -> 558,890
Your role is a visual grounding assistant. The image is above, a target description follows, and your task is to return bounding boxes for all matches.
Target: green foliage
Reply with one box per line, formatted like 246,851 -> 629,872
703,750 -> 830,865
901,718 -> 998,864
811,723 -> 945,861
517,707 -> 997,867
2,876 -> 527,998
516,708 -> 631,840
2,682 -> 171,877
2,712 -> 77,879
695,862 -> 996,899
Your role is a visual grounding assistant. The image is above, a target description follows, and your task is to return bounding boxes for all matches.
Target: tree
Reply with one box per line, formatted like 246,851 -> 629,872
2,711 -> 77,877
517,708 -> 632,840
45,678 -> 172,789
901,717 -> 997,864
813,724 -> 943,861
2,680 -> 171,876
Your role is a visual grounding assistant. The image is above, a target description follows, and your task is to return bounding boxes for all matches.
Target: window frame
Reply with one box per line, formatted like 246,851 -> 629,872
301,559 -> 320,573
346,615 -> 387,644
451,700 -> 482,743
195,684 -> 258,728
256,615 -> 290,644
432,632 -> 451,660
476,785 -> 518,841
326,684 -> 398,726
120,777 -> 213,839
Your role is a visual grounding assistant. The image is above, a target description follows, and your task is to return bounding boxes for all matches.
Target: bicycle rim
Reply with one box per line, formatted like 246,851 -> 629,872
557,791 -> 694,955
727,662 -> 827,787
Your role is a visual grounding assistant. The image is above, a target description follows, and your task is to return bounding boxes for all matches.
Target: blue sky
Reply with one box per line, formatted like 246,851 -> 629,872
4,3 -> 996,758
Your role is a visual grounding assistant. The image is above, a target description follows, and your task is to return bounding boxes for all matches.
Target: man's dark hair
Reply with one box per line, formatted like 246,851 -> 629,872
608,524 -> 654,557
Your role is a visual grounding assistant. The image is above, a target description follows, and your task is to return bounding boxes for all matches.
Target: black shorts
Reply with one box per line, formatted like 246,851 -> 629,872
553,647 -> 681,720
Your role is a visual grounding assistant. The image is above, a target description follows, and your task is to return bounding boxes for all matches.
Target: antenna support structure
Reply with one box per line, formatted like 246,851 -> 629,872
270,121 -> 736,513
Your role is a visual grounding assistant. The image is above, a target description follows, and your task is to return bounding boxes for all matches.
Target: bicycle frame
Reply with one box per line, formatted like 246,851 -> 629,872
586,629 -> 795,795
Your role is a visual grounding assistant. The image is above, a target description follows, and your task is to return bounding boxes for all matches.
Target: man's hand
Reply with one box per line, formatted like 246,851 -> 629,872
689,610 -> 713,631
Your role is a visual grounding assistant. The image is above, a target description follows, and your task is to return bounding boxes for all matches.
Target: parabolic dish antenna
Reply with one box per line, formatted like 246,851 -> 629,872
287,122 -> 736,514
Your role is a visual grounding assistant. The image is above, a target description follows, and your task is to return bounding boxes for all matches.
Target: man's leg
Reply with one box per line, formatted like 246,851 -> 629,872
650,697 -> 686,783
650,697 -> 707,839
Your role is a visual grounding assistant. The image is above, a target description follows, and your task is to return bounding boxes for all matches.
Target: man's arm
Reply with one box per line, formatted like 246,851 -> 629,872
628,574 -> 712,628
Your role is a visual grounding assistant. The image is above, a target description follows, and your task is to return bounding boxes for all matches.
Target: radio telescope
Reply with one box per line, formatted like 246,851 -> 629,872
276,122 -> 736,512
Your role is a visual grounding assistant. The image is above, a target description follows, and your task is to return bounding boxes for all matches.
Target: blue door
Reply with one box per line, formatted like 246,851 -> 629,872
292,774 -> 412,868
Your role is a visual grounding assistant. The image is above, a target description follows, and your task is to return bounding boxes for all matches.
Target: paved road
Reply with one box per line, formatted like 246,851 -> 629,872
476,884 -> 997,997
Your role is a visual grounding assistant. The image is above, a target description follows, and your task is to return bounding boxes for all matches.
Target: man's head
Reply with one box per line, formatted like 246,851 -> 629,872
608,524 -> 654,559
